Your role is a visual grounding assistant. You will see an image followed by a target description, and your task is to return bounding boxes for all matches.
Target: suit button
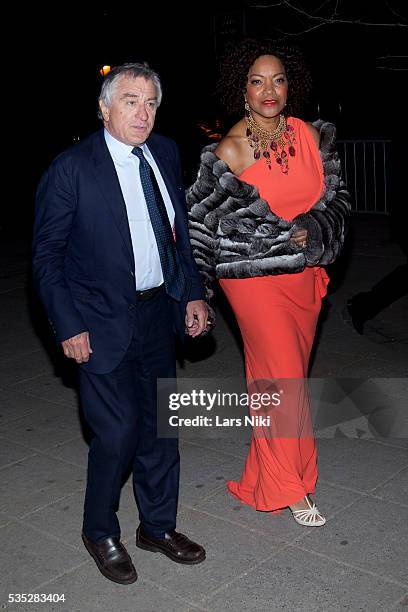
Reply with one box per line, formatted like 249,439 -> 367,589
130,271 -> 135,278
129,304 -> 135,311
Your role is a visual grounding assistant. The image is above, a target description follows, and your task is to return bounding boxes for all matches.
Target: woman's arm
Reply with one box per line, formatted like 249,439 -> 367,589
293,121 -> 352,266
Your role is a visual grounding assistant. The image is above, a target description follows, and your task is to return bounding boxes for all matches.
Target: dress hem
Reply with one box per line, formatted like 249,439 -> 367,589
226,480 -> 316,513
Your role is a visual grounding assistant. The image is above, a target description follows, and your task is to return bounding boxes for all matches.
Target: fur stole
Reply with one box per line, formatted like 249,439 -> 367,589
187,120 -> 351,298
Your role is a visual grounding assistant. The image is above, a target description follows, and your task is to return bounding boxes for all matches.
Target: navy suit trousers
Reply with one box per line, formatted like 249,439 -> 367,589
79,287 -> 179,542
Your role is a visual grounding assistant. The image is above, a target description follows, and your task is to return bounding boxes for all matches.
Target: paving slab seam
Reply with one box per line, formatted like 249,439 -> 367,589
367,491 -> 408,509
316,477 -> 408,509
0,286 -> 28,296
0,272 -> 28,281
176,504 -> 298,546
1,427 -> 82,445
365,438 -> 408,451
0,451 -> 39,472
2,388 -> 78,411
38,455 -> 86,470
368,464 -> 408,494
200,543 -> 292,605
11,484 -> 85,521
127,575 -> 211,611
40,434 -> 85,454
318,479 -> 408,510
3,370 -> 55,389
286,541 -> 408,590
0,436 -> 87,465
32,438 -> 88,460
4,559 -> 92,606
0,434 -> 42,452
0,518 -> 16,530
179,604 -> 211,612
5,387 -> 75,406
0,427 -> 82,452
0,412 -> 40,426
0,349 -> 45,366
11,516 -> 89,554
187,483 -> 230,506
19,487 -> 85,520
316,477 -> 371,494
8,388 -> 78,410
0,448 -> 86,476
134,579 -> 211,611
0,390 -> 68,414
0,435 -> 41,452
0,432 -> 79,455
0,416 -> 81,440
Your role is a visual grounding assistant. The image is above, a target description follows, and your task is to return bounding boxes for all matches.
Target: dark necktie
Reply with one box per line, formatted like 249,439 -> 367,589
132,146 -> 187,301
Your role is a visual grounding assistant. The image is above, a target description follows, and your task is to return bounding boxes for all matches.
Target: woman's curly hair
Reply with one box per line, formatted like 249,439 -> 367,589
216,38 -> 312,117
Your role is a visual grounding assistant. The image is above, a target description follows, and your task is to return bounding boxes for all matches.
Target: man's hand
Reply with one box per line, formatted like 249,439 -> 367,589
290,228 -> 308,248
185,300 -> 208,337
61,331 -> 93,363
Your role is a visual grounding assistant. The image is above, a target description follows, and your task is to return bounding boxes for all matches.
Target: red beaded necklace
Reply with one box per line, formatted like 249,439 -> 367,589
245,105 -> 296,174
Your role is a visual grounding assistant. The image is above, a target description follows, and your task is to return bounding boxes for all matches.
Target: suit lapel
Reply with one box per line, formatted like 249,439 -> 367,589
91,131 -> 135,266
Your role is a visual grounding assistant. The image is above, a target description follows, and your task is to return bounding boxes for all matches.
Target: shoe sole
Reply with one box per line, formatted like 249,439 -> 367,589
82,534 -> 138,585
136,537 -> 206,565
293,519 -> 326,527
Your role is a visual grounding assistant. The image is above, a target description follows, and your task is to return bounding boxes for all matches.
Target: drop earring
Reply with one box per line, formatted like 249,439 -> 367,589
244,95 -> 250,117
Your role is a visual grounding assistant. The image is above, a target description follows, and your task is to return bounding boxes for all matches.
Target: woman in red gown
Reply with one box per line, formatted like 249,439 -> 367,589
187,39 -> 350,526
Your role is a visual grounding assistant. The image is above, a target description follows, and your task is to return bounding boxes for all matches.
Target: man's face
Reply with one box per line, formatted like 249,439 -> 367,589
99,75 -> 158,146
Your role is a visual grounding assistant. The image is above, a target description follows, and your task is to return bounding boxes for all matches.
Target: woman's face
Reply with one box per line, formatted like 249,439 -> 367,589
246,54 -> 288,120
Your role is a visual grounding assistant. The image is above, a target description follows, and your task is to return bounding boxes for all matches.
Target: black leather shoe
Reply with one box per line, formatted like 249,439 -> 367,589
345,299 -> 365,335
82,533 -> 137,584
136,526 -> 206,565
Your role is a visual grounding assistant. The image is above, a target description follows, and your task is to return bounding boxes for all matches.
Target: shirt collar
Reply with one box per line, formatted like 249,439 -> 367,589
104,129 -> 148,163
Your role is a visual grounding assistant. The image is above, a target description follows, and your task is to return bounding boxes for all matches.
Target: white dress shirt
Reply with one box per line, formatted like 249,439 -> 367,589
104,129 -> 175,290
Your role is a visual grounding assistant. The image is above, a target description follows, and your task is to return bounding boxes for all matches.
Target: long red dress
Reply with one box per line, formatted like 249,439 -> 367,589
220,117 -> 329,511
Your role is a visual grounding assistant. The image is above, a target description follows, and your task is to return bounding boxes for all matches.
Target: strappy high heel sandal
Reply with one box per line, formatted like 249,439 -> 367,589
290,496 -> 326,527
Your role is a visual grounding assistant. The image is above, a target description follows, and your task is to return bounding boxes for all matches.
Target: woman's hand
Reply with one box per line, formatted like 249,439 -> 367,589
290,229 -> 308,248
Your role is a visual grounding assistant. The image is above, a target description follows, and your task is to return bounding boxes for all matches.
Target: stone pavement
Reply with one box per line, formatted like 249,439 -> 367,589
0,215 -> 407,612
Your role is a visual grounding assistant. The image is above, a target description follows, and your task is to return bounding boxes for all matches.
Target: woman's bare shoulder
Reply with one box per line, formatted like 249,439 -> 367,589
305,122 -> 320,148
215,120 -> 247,172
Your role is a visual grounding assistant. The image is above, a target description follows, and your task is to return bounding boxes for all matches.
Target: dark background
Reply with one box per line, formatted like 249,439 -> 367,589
5,2 -> 407,234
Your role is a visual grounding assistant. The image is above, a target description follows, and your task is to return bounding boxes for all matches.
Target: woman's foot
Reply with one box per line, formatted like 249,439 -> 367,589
289,495 -> 326,527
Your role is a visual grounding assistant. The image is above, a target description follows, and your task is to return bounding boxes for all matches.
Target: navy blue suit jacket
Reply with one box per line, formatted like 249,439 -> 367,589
32,129 -> 205,374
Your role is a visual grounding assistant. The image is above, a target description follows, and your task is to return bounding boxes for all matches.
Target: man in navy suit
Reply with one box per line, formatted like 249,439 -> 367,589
32,63 -> 208,584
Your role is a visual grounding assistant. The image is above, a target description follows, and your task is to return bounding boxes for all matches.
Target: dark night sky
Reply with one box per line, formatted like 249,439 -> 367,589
26,3 -> 408,145
8,2 -> 408,228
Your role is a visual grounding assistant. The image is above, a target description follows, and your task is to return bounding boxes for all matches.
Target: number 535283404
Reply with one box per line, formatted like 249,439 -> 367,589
8,593 -> 65,603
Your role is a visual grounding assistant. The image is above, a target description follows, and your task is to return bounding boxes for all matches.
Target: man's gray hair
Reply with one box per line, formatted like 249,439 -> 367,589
98,62 -> 162,119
